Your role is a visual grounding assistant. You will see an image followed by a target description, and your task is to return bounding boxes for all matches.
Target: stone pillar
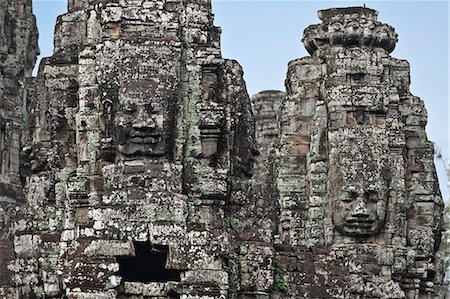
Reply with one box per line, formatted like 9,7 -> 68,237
271,6 -> 444,298
10,0 -> 257,298
0,0 -> 38,293
251,90 -> 285,179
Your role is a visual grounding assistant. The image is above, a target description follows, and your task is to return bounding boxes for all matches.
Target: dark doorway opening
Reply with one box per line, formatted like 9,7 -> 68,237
117,242 -> 181,283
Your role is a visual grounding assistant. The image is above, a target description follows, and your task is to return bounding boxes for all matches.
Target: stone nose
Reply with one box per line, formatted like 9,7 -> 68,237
132,109 -> 156,129
132,118 -> 156,129
352,198 -> 370,217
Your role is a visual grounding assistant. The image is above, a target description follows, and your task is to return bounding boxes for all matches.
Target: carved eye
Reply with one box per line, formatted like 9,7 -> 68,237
143,103 -> 161,114
143,104 -> 152,113
366,190 -> 378,202
341,191 -> 357,203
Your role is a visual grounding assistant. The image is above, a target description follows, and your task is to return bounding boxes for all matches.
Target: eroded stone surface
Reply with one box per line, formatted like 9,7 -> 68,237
0,0 -> 38,293
4,0 -> 255,298
0,3 -> 445,299
264,6 -> 445,299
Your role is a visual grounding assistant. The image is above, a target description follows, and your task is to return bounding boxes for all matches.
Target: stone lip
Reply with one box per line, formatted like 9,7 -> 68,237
303,6 -> 398,55
318,6 -> 378,21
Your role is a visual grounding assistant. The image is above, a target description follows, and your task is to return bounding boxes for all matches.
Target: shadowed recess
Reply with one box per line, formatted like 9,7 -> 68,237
117,242 -> 181,283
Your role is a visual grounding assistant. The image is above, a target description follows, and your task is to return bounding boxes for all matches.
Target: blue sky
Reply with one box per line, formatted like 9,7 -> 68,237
32,0 -> 449,202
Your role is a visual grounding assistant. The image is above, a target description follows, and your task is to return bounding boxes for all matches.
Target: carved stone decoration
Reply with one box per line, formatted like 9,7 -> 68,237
0,0 -> 38,294
199,125 -> 221,158
265,6 -> 445,298
251,90 -> 285,182
2,0 -> 256,298
303,7 -> 398,55
198,102 -> 224,159
24,142 -> 48,173
110,41 -> 180,161
114,102 -> 166,158
99,98 -> 115,162
0,2 -> 446,299
329,135 -> 390,240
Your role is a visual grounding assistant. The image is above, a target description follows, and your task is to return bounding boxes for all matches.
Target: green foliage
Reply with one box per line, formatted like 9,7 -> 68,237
274,262 -> 292,295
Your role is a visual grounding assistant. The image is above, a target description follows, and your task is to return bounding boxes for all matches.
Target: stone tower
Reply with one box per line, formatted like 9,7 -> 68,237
251,90 -> 285,180
268,6 -> 445,298
9,0 -> 256,298
0,0 -> 38,295
0,3 -> 445,299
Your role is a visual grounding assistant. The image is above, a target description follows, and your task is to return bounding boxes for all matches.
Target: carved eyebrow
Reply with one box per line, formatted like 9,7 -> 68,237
342,193 -> 356,202
336,191 -> 356,202
102,99 -> 113,106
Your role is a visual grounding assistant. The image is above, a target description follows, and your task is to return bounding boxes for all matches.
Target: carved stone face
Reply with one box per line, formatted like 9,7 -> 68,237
329,136 -> 389,238
114,102 -> 165,158
24,143 -> 48,173
331,180 -> 387,237
30,148 -> 46,172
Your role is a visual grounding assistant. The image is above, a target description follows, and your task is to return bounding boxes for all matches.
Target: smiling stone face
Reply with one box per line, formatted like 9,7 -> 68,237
331,175 -> 388,237
107,42 -> 180,161
114,102 -> 166,158
328,126 -> 390,240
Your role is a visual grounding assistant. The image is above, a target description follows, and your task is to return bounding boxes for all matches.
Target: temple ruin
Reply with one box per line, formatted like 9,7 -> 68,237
0,1 -> 446,298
